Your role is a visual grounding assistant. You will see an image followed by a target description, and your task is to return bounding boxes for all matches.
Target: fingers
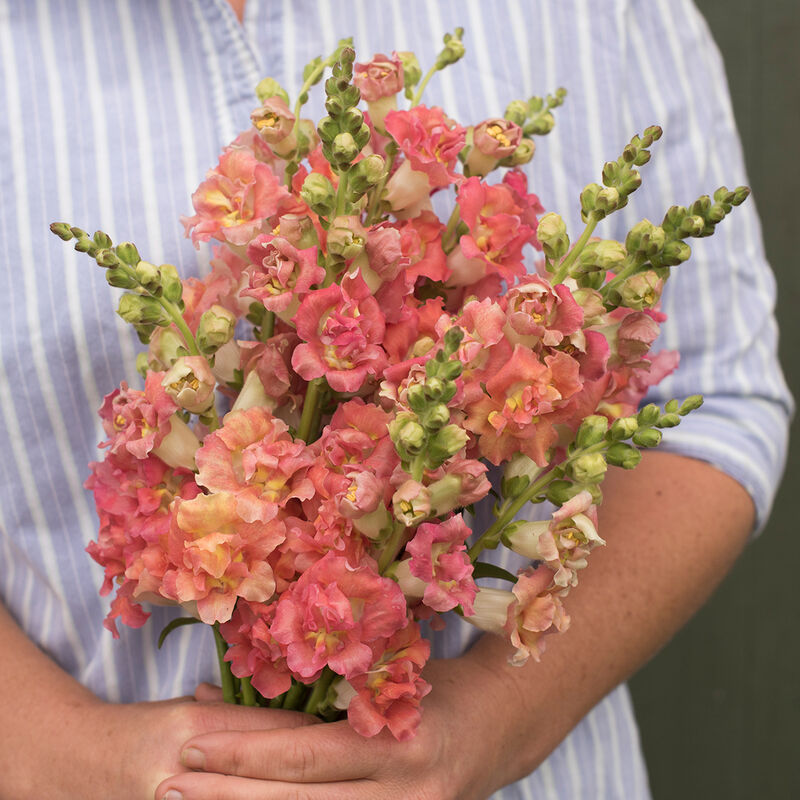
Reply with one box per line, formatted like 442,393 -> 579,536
155,773 -> 379,800
190,703 -> 320,736
179,722 -> 389,783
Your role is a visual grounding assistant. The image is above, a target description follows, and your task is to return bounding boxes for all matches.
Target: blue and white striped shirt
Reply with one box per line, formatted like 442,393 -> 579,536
0,1 -> 791,797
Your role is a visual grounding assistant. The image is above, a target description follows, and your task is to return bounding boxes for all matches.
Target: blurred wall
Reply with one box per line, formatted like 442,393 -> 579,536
628,1 -> 800,797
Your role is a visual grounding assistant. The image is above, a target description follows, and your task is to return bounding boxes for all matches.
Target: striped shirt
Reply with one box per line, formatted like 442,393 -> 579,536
0,1 -> 791,797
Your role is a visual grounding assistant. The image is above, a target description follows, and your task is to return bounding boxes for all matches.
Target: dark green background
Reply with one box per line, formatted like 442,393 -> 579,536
628,1 -> 799,797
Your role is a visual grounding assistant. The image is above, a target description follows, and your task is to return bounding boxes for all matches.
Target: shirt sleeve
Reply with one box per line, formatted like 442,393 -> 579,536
611,0 -> 793,535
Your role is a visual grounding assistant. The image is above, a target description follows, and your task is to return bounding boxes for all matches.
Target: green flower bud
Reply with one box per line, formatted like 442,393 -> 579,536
580,183 -> 602,218
594,186 -> 621,215
620,271 -> 661,310
606,442 -> 642,469
135,352 -> 150,378
608,416 -> 639,441
657,239 -> 692,267
501,453 -> 544,498
655,412 -> 681,428
397,420 -> 426,454
398,51 -> 422,93
300,172 -> 335,215
436,28 -> 465,68
570,452 -> 608,484
340,107 -> 365,135
625,220 -> 665,257
196,304 -> 236,354
93,230 -> 113,249
504,99 -> 528,125
577,240 -> 626,274
135,260 -> 161,293
332,131 -> 359,164
254,77 -> 290,105
327,217 -> 366,260
50,222 -> 74,241
421,402 -> 450,432
94,248 -> 118,266
406,383 -> 427,412
424,377 -> 446,400
506,138 -> 536,166
115,241 -> 141,265
427,424 -> 468,465
576,415 -> 609,448
637,404 -> 661,426
117,293 -> 168,326
317,115 -> 339,144
105,267 -> 139,290
159,264 -> 182,303
439,359 -> 463,381
524,114 -> 555,136
632,427 -> 662,448
537,213 -> 570,262
680,215 -> 706,237
443,326 -> 465,355
354,154 -> 386,186
678,394 -> 703,415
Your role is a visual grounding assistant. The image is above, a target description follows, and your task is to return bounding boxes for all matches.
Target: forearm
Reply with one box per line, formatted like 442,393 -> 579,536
460,450 -> 754,790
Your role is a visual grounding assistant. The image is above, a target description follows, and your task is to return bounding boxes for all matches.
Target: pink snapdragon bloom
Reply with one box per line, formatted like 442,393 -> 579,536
271,553 -> 408,681
504,278 -> 584,348
612,311 -> 661,366
292,273 -> 388,393
384,106 -> 465,189
163,492 -> 285,624
506,565 -> 569,665
502,169 -> 545,235
394,211 -> 449,283
182,146 -> 289,246
340,622 -> 431,741
600,349 -> 680,419
504,490 -> 604,589
251,96 -> 297,156
451,177 -> 536,286
406,515 -> 477,614
465,345 -> 583,465
196,407 -> 315,523
98,372 -> 178,461
219,600 -> 293,698
465,118 -> 523,177
236,334 -> 303,414
353,53 -> 404,102
161,356 -> 216,414
243,234 -> 323,315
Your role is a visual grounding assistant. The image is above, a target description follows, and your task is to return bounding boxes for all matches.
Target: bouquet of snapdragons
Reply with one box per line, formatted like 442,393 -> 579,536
51,30 -> 748,741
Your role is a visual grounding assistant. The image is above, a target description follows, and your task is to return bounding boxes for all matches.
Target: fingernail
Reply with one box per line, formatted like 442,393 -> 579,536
163,792 -> 184,800
181,746 -> 206,770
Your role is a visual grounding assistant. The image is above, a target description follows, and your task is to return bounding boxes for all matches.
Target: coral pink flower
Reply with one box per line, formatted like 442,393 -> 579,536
504,278 -> 584,348
454,177 -> 536,286
98,372 -> 178,461
163,492 -> 285,624
465,118 -> 523,177
465,345 -> 583,465
196,407 -> 315,523
237,333 -> 303,414
243,234 -> 324,314
219,600 -> 293,698
506,565 -> 569,666
341,622 -> 431,741
406,515 -> 477,614
384,106 -> 465,189
353,53 -> 404,102
271,552 -> 408,680
292,273 -> 388,393
182,146 -> 289,246
394,211 -> 449,283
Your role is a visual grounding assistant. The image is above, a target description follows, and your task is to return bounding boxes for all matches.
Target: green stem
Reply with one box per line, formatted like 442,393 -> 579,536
262,310 -> 275,340
303,668 -> 337,715
212,623 -> 237,705
333,169 -> 350,217
239,676 -> 257,707
467,467 -> 563,562
410,64 -> 439,106
599,254 -> 647,296
550,213 -> 600,285
378,524 -> 410,574
297,377 -> 326,443
365,148 -> 397,225
281,680 -> 308,710
441,202 -> 462,253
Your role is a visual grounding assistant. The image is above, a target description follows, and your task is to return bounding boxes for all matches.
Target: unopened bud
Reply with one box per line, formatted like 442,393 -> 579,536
678,395 -> 703,415
546,479 -> 582,506
94,248 -> 118,267
421,402 -> 450,432
300,172 -> 335,215
327,216 -> 367,260
632,427 -> 662,448
397,421 -> 426,454
159,264 -> 182,303
406,383 -> 427,412
105,267 -> 138,290
115,241 -> 141,265
427,424 -> 468,465
117,293 -> 168,326
502,453 -> 544,497
537,213 -> 570,262
570,452 -> 607,484
606,442 -> 642,469
93,230 -> 112,249
443,326 -> 465,355
50,222 -> 74,241
577,240 -> 626,275
332,131 -> 359,164
576,415 -> 609,448
620,271 -> 661,310
398,51 -> 422,92
135,260 -> 161,292
254,77 -> 290,105
506,138 -> 535,166
196,305 -> 236,354
608,416 -> 639,441
655,412 -> 681,428
504,100 -> 528,125
658,239 -> 691,266
594,186 -> 621,215
436,29 -> 465,68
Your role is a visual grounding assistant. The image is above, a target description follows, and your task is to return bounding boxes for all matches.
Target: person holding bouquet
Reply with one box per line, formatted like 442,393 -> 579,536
0,1 -> 790,798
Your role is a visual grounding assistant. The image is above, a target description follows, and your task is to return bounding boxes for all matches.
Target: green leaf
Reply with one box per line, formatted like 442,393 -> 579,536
157,617 -> 202,649
472,562 -> 518,584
